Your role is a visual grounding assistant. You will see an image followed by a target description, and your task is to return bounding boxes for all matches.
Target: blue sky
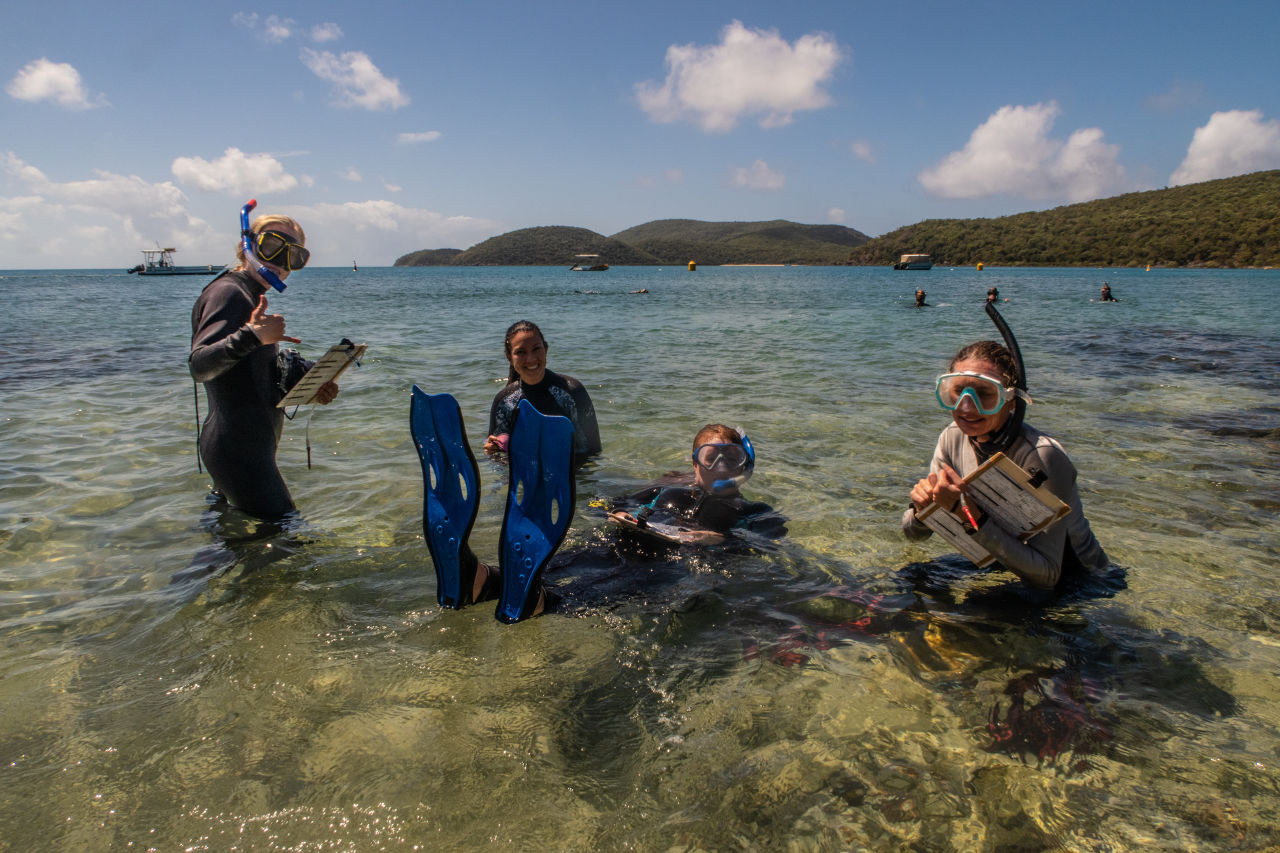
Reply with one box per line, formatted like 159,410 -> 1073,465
3,0 -> 1278,268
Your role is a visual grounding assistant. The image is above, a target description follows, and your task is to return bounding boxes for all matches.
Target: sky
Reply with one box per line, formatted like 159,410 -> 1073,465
2,0 -> 1279,269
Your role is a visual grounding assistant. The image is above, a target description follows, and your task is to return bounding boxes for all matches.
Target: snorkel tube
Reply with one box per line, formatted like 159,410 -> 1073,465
711,429 -> 755,495
980,302 -> 1027,457
240,199 -> 287,292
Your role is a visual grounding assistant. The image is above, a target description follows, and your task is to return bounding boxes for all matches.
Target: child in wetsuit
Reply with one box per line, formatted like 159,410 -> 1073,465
608,423 -> 786,545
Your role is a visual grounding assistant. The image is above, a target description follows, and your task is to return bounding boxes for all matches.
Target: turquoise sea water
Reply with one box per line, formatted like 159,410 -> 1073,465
1,264 -> 1278,850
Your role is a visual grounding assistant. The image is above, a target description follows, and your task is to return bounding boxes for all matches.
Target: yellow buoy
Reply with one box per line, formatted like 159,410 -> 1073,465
976,262 -> 984,271
688,260 -> 697,271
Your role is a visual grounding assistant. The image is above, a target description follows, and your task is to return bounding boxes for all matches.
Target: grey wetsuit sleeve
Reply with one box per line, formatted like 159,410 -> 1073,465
901,432 -> 949,540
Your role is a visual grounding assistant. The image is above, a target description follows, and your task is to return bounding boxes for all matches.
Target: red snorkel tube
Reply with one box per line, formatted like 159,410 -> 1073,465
240,198 -> 287,292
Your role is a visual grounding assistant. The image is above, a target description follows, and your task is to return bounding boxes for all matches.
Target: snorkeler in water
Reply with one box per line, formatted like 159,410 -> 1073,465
901,306 -> 1108,588
608,424 -> 786,547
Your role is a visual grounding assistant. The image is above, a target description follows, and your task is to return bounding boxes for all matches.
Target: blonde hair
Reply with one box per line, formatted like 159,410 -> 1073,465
235,214 -> 306,266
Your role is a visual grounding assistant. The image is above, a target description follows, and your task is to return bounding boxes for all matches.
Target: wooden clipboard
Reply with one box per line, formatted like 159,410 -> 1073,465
277,341 -> 367,408
915,452 -> 1070,567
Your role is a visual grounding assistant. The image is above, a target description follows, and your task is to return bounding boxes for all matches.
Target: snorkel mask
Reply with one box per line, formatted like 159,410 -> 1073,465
693,428 -> 755,495
240,198 -> 287,293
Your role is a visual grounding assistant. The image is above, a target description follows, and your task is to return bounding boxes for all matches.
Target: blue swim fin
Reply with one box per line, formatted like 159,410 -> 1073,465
496,398 -> 576,623
411,386 -> 481,609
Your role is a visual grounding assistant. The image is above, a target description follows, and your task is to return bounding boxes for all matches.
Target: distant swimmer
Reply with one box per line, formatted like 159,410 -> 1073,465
630,288 -> 649,294
914,288 -> 928,308
986,286 -> 1007,304
1099,283 -> 1118,302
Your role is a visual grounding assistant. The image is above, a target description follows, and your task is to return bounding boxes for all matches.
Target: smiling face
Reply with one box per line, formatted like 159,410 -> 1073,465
507,329 -> 548,385
947,356 -> 1013,441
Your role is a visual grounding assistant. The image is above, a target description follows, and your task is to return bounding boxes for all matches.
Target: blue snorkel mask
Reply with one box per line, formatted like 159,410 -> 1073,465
241,198 -> 287,293
693,428 -> 755,495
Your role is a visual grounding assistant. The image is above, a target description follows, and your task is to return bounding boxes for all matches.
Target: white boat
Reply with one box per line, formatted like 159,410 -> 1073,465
569,253 -> 609,271
127,247 -> 222,276
893,253 -> 933,270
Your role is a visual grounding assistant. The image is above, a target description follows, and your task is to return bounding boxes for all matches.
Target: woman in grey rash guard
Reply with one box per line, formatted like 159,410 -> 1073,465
901,339 -> 1108,588
189,213 -> 338,518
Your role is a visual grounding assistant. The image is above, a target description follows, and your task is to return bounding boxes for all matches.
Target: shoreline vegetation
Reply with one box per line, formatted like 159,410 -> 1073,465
394,170 -> 1280,270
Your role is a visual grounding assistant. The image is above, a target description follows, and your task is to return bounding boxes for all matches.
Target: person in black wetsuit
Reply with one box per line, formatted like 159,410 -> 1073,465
608,424 -> 786,546
483,320 -> 602,464
189,213 -> 338,518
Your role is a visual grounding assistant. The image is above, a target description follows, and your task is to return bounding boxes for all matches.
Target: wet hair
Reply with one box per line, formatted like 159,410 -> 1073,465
692,423 -> 742,454
504,320 -> 548,382
235,214 -> 306,266
949,340 -> 1020,388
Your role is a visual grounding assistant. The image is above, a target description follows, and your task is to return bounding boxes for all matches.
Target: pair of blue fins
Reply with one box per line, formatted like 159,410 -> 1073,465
410,386 -> 574,623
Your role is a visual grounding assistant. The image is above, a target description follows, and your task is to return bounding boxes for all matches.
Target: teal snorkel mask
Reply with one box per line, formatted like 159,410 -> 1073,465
693,428 -> 755,495
241,198 -> 287,293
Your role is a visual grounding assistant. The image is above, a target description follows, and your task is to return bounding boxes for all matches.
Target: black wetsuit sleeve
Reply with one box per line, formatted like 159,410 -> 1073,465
740,502 -> 788,538
488,382 -> 519,436
190,279 -> 263,383
570,383 -> 603,456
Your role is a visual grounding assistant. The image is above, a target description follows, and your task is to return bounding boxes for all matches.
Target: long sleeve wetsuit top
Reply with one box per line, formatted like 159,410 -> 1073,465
901,421 -> 1109,588
488,369 -> 602,463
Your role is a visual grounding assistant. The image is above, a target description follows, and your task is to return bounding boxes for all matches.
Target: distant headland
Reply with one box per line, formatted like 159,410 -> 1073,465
394,170 -> 1280,269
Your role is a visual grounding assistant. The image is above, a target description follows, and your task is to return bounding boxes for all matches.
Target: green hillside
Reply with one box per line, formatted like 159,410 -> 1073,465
451,226 -> 661,266
610,219 -> 870,265
393,220 -> 869,266
393,248 -> 464,266
846,170 -> 1280,268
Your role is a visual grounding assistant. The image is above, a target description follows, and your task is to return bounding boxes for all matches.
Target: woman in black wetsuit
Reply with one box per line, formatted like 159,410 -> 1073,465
189,213 -> 338,518
483,320 -> 602,463
609,423 -> 786,545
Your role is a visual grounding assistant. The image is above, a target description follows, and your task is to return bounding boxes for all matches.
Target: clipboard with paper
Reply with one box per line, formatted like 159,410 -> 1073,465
915,452 -> 1070,567
277,340 -> 367,408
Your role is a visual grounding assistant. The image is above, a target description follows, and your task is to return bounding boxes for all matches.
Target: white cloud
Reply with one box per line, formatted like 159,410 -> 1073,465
6,58 -> 103,109
731,159 -> 784,190
301,49 -> 408,110
311,23 -> 343,43
171,147 -> 300,194
1,152 -> 218,267
1145,80 -> 1205,113
397,131 -> 442,144
382,180 -> 402,193
827,207 -> 846,223
1169,109 -> 1280,186
850,139 -> 874,163
340,168 -> 363,182
665,169 -> 684,184
918,101 -> 1126,202
288,199 -> 501,263
636,20 -> 842,132
231,12 -> 294,43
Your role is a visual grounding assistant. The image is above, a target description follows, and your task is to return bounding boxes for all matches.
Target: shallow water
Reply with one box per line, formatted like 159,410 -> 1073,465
1,264 -> 1279,850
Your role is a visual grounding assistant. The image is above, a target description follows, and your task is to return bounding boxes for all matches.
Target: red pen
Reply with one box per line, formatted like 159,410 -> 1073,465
959,494 -> 980,529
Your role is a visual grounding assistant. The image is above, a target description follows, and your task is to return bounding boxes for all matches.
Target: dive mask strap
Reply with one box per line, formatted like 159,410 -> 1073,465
241,198 -> 287,293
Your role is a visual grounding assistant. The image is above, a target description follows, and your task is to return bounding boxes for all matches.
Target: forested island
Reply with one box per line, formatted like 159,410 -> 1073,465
394,170 -> 1280,269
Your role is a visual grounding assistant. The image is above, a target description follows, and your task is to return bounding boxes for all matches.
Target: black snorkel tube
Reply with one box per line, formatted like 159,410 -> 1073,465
240,198 -> 287,293
978,302 -> 1027,458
